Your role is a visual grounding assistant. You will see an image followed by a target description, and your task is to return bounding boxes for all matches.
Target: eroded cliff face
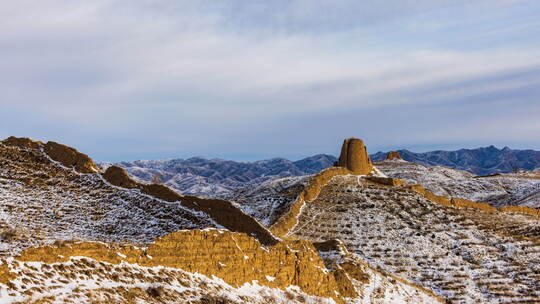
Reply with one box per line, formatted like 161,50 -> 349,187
2,136 -> 42,150
10,230 -> 340,299
3,231 -> 335,302
1,229 -> 445,303
337,138 -> 373,175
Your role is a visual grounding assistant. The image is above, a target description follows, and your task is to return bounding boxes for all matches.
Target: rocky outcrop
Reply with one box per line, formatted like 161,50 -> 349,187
103,165 -> 139,188
2,137 -> 99,174
337,138 -> 373,175
104,166 -> 279,245
2,136 -> 42,149
11,229 -> 346,302
0,228 -> 449,303
386,151 -> 402,160
44,141 -> 100,173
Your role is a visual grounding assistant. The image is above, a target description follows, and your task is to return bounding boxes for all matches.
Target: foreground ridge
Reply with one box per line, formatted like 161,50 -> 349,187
0,136 -> 444,303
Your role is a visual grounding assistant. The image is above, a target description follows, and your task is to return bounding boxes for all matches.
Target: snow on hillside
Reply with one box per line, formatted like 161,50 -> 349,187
0,143 -> 218,256
100,155 -> 336,198
227,175 -> 310,226
290,175 -> 540,303
375,160 -> 540,208
0,257 -> 336,304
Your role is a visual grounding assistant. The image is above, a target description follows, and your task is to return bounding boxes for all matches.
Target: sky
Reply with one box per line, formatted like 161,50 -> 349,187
1,0 -> 539,161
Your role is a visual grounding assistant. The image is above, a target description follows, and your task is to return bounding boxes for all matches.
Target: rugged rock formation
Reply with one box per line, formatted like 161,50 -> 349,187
2,136 -> 100,174
103,165 -> 139,188
10,230 -> 342,301
2,136 -> 42,149
44,141 -> 100,173
1,229 -> 444,303
386,150 -> 402,160
337,138 -> 373,175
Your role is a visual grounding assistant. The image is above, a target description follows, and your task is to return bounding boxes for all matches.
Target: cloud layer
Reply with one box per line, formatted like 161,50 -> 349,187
1,0 -> 539,161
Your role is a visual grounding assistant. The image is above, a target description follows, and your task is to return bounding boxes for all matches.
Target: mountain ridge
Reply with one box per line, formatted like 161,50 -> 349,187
372,145 -> 540,175
104,146 -> 540,197
100,154 -> 338,197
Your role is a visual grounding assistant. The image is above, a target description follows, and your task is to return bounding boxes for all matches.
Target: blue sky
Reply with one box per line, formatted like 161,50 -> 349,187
1,0 -> 539,161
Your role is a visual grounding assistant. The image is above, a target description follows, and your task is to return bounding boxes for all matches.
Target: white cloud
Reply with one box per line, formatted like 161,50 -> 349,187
0,0 -> 539,159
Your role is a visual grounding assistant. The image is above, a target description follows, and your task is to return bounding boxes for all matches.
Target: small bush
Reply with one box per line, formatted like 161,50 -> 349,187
147,285 -> 164,298
198,296 -> 230,304
0,228 -> 18,241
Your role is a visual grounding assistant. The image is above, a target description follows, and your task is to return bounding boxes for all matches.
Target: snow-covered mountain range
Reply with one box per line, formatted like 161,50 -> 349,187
103,145 -> 540,199
372,145 -> 540,175
100,154 -> 337,197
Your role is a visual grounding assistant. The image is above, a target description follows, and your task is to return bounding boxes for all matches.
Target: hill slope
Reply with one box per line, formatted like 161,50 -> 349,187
278,174 -> 540,303
375,159 -> 540,208
0,140 -> 218,255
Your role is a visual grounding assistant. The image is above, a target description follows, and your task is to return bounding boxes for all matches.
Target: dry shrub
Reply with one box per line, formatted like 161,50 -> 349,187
198,295 -> 230,304
146,285 -> 164,298
0,228 -> 17,241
